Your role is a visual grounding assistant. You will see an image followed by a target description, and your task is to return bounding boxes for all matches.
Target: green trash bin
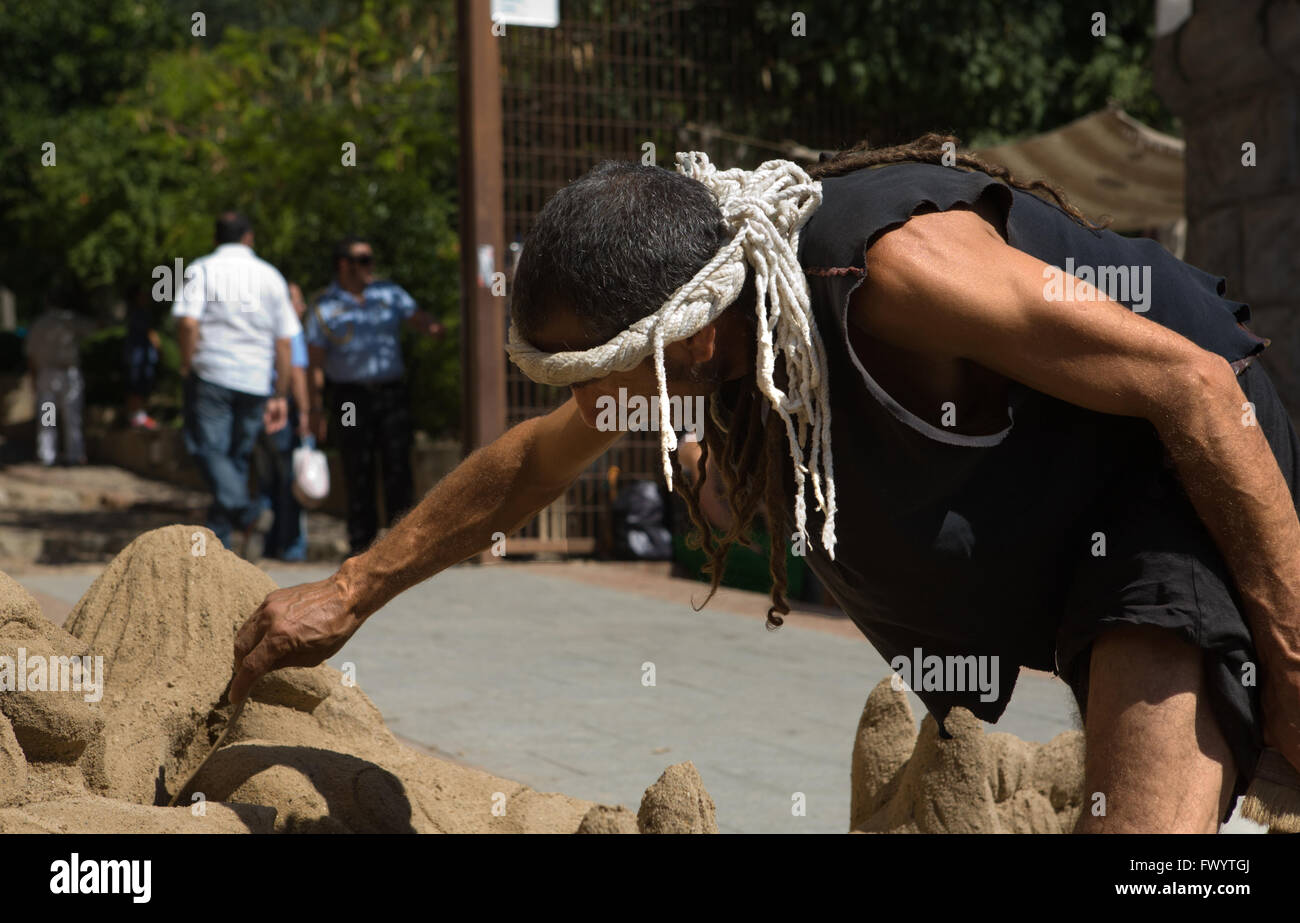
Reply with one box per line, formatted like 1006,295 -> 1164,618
673,526 -> 806,599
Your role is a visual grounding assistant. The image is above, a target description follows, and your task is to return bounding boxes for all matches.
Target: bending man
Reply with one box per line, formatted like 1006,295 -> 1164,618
232,136 -> 1300,833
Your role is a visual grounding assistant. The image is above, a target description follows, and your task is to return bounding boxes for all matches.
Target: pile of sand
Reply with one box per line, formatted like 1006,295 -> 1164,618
850,677 -> 1085,833
0,525 -> 718,834
0,569 -> 108,807
6,523 -> 1087,834
637,761 -> 719,833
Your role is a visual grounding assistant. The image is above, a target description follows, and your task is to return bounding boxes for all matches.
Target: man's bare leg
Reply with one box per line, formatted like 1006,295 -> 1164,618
1073,624 -> 1237,833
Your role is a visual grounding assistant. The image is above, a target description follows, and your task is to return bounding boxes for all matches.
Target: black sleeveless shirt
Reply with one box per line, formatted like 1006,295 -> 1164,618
714,162 -> 1271,727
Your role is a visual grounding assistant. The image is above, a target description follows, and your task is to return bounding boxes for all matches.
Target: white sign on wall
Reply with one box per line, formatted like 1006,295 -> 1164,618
1154,0 -> 1193,37
491,0 -> 559,28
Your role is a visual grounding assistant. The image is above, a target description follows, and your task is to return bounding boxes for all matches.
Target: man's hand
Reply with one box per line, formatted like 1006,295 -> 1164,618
231,573 -> 363,704
1151,360 -> 1300,777
309,406 -> 327,442
1263,671 -> 1300,769
230,396 -> 623,707
264,396 -> 288,433
176,316 -> 200,374
407,309 -> 444,340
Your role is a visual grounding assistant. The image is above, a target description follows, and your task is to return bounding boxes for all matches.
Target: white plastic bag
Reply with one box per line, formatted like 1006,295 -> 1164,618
292,436 -> 330,508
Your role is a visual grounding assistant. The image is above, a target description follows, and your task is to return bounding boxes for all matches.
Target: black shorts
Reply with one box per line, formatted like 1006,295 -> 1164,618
1055,358 -> 1300,824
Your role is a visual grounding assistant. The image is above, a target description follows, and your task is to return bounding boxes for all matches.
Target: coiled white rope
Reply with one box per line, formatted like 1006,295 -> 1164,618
506,152 -> 837,559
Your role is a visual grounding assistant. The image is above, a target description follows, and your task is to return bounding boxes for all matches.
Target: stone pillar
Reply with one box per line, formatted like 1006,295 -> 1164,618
1153,0 -> 1300,416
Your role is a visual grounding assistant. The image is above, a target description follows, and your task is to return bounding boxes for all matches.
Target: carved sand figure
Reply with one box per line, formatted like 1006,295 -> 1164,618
0,526 -> 716,834
851,677 -> 1086,834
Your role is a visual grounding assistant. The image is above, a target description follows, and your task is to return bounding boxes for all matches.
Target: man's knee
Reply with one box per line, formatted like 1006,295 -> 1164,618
1073,624 -> 1236,833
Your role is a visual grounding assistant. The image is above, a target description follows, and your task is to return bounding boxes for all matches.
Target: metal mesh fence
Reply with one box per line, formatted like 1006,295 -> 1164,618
497,0 -> 859,552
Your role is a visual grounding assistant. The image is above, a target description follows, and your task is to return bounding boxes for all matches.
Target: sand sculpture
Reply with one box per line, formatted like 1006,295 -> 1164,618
0,526 -> 716,834
637,761 -> 719,833
1,523 -> 1088,834
850,676 -> 1086,833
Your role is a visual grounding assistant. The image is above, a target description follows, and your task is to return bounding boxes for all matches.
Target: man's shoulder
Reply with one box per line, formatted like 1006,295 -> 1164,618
314,285 -> 350,312
191,245 -> 276,276
246,252 -> 288,282
185,249 -> 218,270
820,160 -> 987,191
28,311 -> 58,332
802,162 -> 1012,267
816,162 -> 1008,214
367,279 -> 411,300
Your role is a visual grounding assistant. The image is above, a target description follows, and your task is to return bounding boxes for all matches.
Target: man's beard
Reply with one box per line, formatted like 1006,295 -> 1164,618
665,353 -> 724,392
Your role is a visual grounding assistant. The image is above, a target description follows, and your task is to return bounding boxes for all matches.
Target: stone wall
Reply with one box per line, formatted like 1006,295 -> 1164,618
87,427 -> 462,521
1153,0 -> 1300,416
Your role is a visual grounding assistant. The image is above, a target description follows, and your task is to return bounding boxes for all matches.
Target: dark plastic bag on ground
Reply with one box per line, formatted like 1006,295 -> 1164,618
613,479 -> 673,560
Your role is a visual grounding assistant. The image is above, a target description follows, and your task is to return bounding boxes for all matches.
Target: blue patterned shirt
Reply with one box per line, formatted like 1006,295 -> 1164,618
304,280 -> 416,384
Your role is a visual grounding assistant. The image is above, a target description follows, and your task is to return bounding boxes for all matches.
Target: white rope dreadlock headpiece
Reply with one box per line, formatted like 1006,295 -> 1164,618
506,152 -> 837,559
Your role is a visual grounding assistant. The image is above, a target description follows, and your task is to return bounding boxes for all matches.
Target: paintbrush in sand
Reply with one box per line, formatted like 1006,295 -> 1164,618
1241,748 -> 1300,833
167,697 -> 246,808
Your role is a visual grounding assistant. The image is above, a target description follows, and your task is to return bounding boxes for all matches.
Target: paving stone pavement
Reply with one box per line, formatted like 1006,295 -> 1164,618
15,563 -> 1263,833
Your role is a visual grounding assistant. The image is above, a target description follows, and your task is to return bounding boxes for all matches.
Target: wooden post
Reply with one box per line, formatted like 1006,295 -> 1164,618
457,0 -> 507,456
457,0 -> 508,565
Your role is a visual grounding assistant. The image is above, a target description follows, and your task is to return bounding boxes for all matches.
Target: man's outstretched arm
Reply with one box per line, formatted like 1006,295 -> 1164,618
230,396 -> 623,703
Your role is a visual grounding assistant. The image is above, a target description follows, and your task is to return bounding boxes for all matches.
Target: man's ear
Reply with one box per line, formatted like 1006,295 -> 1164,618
683,323 -> 719,363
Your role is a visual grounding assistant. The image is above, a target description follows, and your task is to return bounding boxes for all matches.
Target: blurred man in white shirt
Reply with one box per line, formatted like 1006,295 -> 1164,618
172,211 -> 300,553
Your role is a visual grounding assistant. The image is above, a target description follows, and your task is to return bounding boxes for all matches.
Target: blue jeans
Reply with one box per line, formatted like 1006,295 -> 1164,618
257,403 -> 308,561
122,335 -> 158,397
183,375 -> 267,548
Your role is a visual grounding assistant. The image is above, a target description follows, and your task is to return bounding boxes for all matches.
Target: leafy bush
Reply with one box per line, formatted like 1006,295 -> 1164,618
78,324 -> 182,418
404,315 -> 460,439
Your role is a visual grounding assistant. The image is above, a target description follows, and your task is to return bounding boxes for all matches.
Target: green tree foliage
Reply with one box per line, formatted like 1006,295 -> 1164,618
3,0 -> 1172,439
3,0 -> 462,435
741,0 -> 1172,148
0,0 -> 183,309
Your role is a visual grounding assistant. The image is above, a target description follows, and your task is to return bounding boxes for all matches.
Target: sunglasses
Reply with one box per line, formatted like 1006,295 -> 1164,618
347,253 -> 374,266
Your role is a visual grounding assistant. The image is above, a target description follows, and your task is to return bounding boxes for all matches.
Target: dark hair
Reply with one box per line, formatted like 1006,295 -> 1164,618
510,161 -> 731,346
333,236 -> 369,272
509,160 -> 790,627
215,211 -> 252,244
809,131 -> 1107,230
